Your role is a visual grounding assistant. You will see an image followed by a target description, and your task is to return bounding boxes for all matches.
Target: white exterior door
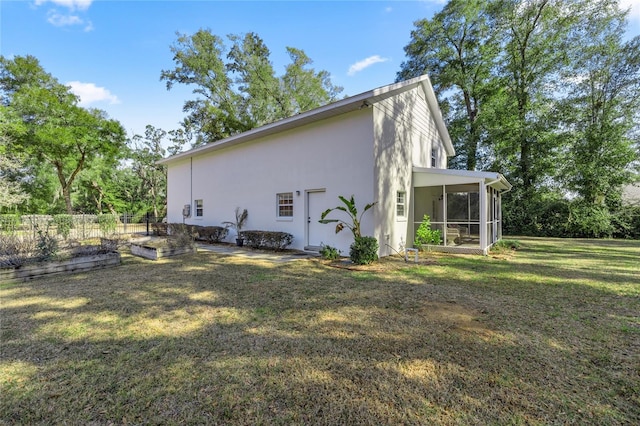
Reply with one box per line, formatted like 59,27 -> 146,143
306,190 -> 328,250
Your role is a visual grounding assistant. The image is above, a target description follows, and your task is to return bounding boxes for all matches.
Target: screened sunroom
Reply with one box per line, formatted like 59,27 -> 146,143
412,167 -> 512,255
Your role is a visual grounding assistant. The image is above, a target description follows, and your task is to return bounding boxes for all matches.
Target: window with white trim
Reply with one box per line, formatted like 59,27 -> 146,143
431,148 -> 437,168
194,199 -> 203,217
396,191 -> 406,218
277,192 -> 293,218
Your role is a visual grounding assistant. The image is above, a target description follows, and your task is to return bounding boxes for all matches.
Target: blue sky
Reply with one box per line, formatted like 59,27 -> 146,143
2,0 -> 640,140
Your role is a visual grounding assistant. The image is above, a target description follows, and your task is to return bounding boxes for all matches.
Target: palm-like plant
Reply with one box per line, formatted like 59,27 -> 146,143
222,207 -> 248,234
319,195 -> 376,239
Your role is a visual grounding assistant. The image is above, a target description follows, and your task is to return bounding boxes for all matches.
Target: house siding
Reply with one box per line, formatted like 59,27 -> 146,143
163,75 -> 459,258
165,109 -> 375,254
372,85 -> 447,256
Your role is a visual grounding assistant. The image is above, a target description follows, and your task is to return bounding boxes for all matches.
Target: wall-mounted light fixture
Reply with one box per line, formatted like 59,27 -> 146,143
296,190 -> 301,196
360,100 -> 371,109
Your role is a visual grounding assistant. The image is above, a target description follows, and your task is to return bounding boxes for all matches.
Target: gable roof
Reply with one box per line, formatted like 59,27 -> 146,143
159,74 -> 454,165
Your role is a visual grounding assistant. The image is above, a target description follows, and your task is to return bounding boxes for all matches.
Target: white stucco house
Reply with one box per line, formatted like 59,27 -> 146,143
622,183 -> 640,206
159,74 -> 511,256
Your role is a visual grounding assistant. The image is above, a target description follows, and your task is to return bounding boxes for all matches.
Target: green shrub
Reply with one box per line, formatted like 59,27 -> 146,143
193,225 -> 228,243
97,214 -> 118,235
319,244 -> 341,260
242,230 -> 294,251
611,205 -> 640,239
72,214 -> 97,230
52,214 -> 74,239
566,203 -> 614,238
491,239 -> 521,251
414,215 -> 442,246
349,236 -> 378,265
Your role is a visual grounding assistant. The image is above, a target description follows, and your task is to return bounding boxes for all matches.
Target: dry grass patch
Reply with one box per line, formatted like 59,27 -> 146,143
1,237 -> 638,424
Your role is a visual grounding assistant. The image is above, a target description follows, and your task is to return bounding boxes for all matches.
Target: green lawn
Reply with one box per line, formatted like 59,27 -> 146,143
1,237 -> 638,424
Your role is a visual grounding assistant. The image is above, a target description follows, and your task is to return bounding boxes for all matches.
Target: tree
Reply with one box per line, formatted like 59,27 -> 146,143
398,0 -> 639,238
166,127 -> 193,156
282,47 -> 343,115
74,154 -> 126,214
226,32 -> 284,126
161,30 -> 342,146
129,125 -> 168,218
1,55 -> 127,214
487,0 -> 581,191
398,0 -> 497,170
0,152 -> 29,211
558,3 -> 640,206
0,105 -> 29,211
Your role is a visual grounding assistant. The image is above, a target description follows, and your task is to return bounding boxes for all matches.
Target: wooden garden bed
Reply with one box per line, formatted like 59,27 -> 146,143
0,251 -> 121,283
130,243 -> 196,260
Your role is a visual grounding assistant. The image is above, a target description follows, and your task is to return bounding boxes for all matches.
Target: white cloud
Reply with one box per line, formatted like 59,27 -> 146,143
620,0 -> 640,21
67,81 -> 120,106
46,9 -> 93,30
47,10 -> 81,26
37,0 -> 94,30
347,55 -> 390,76
35,0 -> 93,11
385,6 -> 393,13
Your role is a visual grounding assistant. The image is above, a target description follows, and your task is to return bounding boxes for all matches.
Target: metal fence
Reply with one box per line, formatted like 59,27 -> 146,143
0,213 -> 162,240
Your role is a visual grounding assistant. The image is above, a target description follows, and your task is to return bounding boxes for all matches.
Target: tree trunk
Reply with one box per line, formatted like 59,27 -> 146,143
54,152 -> 85,214
463,90 -> 480,171
91,181 -> 118,215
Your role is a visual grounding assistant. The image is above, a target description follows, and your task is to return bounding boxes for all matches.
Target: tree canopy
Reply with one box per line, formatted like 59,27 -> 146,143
1,55 -> 127,214
399,0 -> 640,237
161,30 -> 343,147
0,32 -> 343,217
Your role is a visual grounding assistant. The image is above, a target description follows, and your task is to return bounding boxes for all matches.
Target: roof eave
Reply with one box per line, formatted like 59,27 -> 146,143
158,74 -> 449,165
419,78 -> 455,157
157,89 -> 377,165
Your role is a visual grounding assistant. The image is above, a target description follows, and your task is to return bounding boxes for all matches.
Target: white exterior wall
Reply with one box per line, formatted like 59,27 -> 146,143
372,85 -> 447,255
166,110 -> 375,254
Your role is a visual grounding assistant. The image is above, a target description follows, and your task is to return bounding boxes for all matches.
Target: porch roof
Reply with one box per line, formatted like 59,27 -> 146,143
412,167 -> 512,192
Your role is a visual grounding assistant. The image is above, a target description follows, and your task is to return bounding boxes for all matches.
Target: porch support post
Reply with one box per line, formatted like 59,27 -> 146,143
410,185 -> 415,248
442,185 -> 447,246
498,191 -> 502,240
479,179 -> 487,250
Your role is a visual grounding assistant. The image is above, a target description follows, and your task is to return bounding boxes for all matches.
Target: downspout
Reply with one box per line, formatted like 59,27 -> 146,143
188,157 -> 193,225
500,185 -> 512,195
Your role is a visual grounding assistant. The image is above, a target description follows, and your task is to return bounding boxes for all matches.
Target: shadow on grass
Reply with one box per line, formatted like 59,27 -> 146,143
1,238 -> 639,424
